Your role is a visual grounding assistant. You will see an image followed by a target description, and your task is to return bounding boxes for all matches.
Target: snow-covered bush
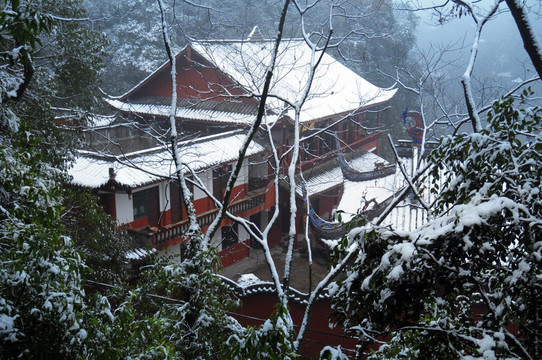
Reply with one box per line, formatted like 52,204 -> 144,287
0,2 -> 117,357
329,92 -> 542,359
226,302 -> 296,360
0,72 -> 86,359
0,135 -> 89,357
141,246 -> 242,359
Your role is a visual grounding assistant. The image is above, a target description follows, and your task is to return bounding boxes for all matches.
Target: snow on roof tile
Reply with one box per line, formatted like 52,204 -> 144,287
338,156 -> 433,231
83,114 -> 119,129
69,130 -> 265,189
191,39 -> 397,123
126,247 -> 156,260
131,96 -> 259,114
298,151 -> 393,197
106,98 -> 261,125
246,26 -> 266,42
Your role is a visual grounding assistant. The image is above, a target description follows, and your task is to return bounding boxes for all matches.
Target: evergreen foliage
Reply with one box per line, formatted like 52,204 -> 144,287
62,189 -> 130,284
329,92 -> 542,359
0,2 -> 88,356
1,2 -> 294,357
0,1 -> 117,357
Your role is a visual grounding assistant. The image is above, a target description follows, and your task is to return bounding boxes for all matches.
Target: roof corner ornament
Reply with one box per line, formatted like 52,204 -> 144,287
402,107 -> 423,143
246,26 -> 265,42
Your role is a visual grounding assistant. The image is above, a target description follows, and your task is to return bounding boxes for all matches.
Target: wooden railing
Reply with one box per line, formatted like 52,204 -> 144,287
151,185 -> 271,248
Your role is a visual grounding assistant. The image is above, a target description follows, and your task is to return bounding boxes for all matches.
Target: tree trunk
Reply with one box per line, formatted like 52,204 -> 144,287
505,0 -> 542,80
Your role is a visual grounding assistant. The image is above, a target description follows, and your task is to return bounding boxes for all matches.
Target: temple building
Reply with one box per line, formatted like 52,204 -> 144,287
69,28 -> 399,266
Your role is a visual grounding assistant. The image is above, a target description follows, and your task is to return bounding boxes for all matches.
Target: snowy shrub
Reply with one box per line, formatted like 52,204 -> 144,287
0,102 -> 88,358
225,303 -> 297,360
0,2 -> 114,358
329,92 -> 542,359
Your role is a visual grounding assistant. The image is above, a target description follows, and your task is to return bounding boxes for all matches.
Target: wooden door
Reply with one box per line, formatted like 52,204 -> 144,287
147,186 -> 160,227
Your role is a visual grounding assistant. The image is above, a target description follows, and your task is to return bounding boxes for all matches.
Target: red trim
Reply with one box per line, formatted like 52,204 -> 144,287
120,45 -> 259,106
219,240 -> 250,267
159,235 -> 189,250
120,45 -> 190,100
98,193 -> 116,219
233,294 -> 358,358
130,216 -> 149,229
151,183 -> 275,251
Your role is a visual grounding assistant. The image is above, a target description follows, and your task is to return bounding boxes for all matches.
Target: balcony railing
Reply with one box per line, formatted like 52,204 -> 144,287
151,184 -> 271,248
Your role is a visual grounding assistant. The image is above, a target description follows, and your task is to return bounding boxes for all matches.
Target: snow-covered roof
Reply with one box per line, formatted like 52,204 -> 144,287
126,247 -> 156,261
86,114 -> 118,129
299,152 -> 427,229
106,98 -> 261,126
117,43 -> 191,100
299,151 -> 394,197
299,151 -> 400,223
339,156 -> 435,232
191,39 -> 397,123
52,107 -> 117,129
379,157 -> 436,232
70,130 -> 265,189
338,177 -> 398,221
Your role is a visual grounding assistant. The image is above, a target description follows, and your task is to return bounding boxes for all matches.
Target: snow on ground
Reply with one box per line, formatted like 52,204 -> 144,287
236,273 -> 263,288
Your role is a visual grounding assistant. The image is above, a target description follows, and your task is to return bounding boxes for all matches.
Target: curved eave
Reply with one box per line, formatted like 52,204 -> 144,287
296,88 -> 398,125
284,89 -> 397,127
